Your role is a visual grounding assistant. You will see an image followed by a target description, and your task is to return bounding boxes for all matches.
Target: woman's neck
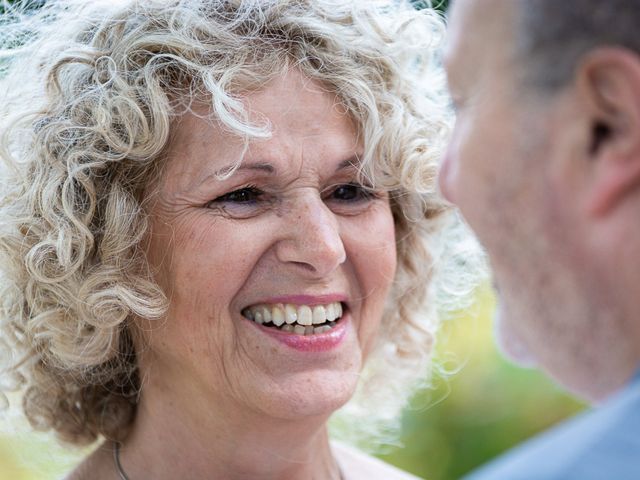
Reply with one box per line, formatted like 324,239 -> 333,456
115,387 -> 342,480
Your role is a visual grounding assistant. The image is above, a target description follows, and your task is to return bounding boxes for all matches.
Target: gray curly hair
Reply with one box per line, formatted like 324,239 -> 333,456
0,0 -> 456,448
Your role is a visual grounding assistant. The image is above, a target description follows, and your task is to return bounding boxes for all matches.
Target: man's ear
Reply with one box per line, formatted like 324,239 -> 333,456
578,48 -> 640,217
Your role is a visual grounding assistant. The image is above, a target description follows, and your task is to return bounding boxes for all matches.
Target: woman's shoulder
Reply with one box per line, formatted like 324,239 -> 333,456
332,441 -> 424,480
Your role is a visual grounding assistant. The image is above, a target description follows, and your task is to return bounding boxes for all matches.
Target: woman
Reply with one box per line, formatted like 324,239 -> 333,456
0,0 -> 452,478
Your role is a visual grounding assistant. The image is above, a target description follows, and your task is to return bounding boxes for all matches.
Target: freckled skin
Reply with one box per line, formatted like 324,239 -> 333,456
124,69 -> 396,478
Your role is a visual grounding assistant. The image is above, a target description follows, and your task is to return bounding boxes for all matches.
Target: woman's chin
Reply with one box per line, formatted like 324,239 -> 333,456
245,368 -> 360,421
228,313 -> 364,419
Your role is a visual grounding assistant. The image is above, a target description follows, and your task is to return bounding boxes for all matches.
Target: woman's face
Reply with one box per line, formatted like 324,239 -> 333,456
141,70 -> 396,421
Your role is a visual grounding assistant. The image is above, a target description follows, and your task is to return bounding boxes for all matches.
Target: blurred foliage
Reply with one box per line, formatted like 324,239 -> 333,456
379,285 -> 585,479
413,0 -> 449,12
0,285 -> 586,479
0,0 -> 44,14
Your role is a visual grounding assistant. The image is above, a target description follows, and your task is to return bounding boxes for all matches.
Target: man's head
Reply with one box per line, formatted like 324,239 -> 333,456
440,0 -> 640,402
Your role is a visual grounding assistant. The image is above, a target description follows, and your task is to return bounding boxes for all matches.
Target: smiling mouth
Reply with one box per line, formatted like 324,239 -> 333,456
241,302 -> 344,336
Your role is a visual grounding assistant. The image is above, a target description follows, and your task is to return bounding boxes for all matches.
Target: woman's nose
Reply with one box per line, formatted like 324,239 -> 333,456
275,195 -> 346,277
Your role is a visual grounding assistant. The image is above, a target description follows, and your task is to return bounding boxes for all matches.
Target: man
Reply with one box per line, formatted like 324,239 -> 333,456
439,0 -> 640,478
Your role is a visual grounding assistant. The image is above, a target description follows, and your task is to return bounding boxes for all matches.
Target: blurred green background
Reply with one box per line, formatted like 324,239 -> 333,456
378,285 -> 585,479
0,0 -> 586,478
0,284 -> 585,479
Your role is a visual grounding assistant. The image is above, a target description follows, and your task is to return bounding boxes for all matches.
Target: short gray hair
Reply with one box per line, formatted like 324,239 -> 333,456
515,0 -> 640,90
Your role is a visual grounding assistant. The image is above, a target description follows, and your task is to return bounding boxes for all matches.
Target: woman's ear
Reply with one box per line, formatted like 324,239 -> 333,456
577,48 -> 640,217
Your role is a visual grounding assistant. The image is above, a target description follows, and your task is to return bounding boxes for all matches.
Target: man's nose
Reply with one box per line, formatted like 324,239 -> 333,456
275,194 -> 346,278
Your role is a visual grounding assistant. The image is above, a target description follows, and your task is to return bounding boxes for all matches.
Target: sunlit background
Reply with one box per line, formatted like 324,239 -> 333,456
0,1 -> 586,479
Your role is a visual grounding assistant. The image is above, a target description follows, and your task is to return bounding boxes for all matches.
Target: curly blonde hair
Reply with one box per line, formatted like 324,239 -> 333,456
0,0 -> 462,448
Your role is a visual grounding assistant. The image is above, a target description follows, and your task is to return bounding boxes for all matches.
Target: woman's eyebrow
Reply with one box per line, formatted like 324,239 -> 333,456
337,154 -> 362,171
215,162 -> 276,177
195,154 -> 362,189
193,162 -> 276,189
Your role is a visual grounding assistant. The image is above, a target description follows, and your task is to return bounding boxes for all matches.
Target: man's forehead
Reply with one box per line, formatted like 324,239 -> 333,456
450,0 -> 509,20
446,0 -> 515,67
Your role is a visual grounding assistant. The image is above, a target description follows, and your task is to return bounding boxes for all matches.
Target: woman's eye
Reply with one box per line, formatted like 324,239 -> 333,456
212,187 -> 263,204
330,183 -> 375,202
324,182 -> 383,215
206,186 -> 270,219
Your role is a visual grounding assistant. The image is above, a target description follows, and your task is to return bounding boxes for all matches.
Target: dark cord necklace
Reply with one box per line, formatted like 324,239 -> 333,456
113,442 -> 129,480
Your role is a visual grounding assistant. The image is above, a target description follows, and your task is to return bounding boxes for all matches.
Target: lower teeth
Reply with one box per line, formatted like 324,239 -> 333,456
268,321 -> 337,335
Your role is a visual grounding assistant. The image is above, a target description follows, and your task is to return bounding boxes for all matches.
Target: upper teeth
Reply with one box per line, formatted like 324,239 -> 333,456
243,302 -> 343,327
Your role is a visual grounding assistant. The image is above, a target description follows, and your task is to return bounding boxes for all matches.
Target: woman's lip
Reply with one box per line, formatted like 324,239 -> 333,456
244,294 -> 348,307
244,314 -> 349,352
